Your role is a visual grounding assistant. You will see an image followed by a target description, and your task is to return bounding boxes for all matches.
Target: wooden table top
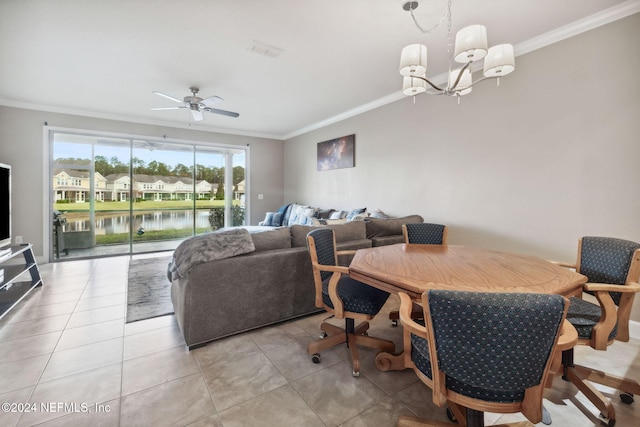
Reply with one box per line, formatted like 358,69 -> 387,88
349,244 -> 587,299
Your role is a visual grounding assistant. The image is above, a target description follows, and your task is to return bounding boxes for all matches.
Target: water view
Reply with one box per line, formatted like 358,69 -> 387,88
59,209 -> 213,234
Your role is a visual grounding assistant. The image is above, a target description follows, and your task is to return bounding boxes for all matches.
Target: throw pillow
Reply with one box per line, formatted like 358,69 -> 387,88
348,213 -> 369,221
261,212 -> 282,227
346,207 -> 367,221
369,208 -> 390,219
298,207 -> 317,225
287,204 -> 309,226
329,210 -> 347,220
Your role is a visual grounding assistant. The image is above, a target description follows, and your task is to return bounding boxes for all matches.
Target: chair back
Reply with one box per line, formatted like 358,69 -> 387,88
307,228 -> 337,282
423,290 -> 567,421
403,223 -> 447,245
578,237 -> 640,305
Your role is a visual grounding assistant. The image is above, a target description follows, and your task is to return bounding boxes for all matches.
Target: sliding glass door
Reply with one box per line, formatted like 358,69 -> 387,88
49,130 -> 248,260
130,140 -> 196,255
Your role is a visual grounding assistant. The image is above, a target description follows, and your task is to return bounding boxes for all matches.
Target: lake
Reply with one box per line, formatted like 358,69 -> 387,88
58,209 -> 213,234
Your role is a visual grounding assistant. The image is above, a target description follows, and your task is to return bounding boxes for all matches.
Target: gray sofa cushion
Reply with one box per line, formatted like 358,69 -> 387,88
365,215 -> 424,238
371,235 -> 405,247
251,227 -> 292,252
290,221 -> 367,247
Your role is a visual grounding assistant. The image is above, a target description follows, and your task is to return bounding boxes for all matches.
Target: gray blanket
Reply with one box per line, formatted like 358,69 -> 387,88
168,228 -> 256,280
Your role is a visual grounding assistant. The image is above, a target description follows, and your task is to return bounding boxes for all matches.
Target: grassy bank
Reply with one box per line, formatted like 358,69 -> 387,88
54,199 -> 232,212
95,227 -> 212,245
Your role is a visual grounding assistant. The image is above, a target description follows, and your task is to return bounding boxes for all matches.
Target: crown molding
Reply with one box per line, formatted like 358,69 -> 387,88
516,0 -> 640,56
0,98 -> 283,141
282,91 -> 406,140
284,0 -> 640,141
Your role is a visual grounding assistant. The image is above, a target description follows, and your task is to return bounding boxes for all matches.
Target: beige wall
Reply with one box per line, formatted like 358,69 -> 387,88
0,106 -> 285,259
284,15 -> 640,319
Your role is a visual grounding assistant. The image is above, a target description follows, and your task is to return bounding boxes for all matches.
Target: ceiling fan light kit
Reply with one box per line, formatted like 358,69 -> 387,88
151,87 -> 239,121
399,0 -> 515,102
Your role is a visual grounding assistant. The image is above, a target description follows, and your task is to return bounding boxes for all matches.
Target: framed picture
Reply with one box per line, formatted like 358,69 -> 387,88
317,134 -> 355,171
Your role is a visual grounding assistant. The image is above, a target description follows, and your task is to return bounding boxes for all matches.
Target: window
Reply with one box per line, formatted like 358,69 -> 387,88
49,130 -> 248,260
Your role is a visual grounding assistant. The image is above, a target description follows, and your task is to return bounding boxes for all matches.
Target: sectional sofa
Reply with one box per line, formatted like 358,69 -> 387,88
169,213 -> 424,349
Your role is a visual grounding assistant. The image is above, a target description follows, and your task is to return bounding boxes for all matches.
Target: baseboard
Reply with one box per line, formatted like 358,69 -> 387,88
630,320 -> 640,340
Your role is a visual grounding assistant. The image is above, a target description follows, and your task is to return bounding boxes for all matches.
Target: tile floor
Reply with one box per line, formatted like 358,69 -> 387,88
1,255 -> 639,427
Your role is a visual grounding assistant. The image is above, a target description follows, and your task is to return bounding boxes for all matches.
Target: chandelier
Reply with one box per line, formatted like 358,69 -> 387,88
399,0 -> 515,101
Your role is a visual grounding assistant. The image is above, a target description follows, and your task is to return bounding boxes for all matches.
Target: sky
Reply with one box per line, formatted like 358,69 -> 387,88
52,135 -> 246,169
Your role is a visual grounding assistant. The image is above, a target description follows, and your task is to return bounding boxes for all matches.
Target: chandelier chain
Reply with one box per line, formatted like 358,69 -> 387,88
446,0 -> 453,77
409,2 -> 446,35
446,0 -> 452,54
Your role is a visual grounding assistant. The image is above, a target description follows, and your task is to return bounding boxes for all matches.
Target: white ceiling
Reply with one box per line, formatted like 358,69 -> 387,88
0,0 -> 637,140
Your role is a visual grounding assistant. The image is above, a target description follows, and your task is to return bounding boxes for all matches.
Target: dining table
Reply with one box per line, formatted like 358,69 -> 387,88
348,243 -> 586,371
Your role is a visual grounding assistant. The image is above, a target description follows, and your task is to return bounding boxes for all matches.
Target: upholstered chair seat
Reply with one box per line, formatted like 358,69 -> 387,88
567,296 -> 618,341
321,275 -> 390,314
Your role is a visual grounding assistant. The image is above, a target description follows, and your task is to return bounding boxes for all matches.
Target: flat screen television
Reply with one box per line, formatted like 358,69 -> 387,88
0,163 -> 11,249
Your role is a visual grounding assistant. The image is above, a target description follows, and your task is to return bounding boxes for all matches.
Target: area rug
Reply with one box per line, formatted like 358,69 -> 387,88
126,256 -> 174,323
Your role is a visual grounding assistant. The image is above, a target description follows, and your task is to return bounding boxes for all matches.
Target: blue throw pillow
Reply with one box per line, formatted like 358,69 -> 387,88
262,212 -> 282,227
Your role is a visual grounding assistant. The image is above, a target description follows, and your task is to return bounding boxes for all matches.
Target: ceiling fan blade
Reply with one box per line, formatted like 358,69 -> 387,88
204,107 -> 240,118
201,95 -> 223,106
190,109 -> 204,121
150,106 -> 185,110
152,91 -> 184,104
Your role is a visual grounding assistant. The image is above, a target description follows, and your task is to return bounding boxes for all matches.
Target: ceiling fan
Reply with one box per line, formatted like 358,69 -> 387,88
151,87 -> 239,121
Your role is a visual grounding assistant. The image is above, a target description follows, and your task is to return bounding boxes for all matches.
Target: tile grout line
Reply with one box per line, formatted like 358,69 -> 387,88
13,272 -> 90,426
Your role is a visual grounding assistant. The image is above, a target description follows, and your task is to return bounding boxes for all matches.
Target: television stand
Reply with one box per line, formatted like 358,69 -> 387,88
0,247 -> 12,260
0,244 -> 43,319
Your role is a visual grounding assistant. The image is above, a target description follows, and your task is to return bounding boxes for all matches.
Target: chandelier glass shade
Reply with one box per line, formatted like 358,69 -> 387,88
399,1 -> 515,99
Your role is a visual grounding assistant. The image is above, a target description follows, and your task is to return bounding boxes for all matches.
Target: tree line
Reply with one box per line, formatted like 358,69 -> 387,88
55,156 -> 245,187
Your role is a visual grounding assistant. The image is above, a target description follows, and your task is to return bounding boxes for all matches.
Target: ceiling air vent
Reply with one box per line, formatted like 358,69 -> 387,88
248,41 -> 283,58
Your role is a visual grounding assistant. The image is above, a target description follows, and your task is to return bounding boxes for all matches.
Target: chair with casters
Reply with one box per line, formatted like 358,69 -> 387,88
390,223 -> 448,327
397,289 -> 570,427
554,236 -> 640,427
306,228 -> 395,377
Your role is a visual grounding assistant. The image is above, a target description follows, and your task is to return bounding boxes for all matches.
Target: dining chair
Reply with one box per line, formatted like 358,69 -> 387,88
555,236 -> 640,426
306,228 -> 395,376
397,289 -> 569,427
402,222 -> 448,245
390,222 -> 449,327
